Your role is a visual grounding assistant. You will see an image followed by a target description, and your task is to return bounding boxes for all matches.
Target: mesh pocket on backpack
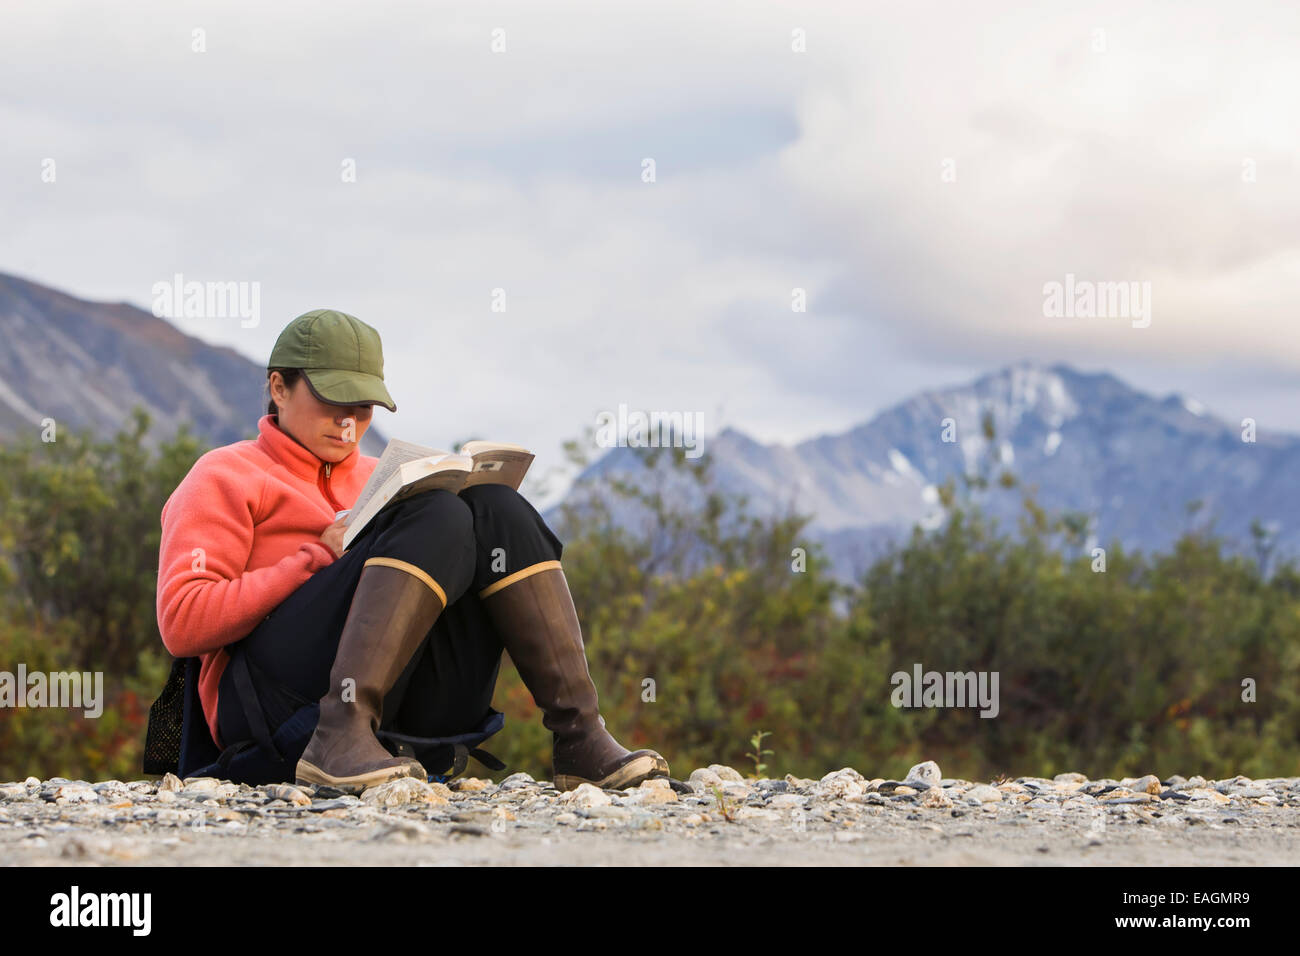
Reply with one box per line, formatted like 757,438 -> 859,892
142,657 -> 187,775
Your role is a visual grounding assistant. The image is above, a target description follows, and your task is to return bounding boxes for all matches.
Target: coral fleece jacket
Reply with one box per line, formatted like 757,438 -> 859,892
155,414 -> 378,750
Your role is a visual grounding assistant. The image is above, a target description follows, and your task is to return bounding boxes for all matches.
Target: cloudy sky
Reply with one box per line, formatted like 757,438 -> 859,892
4,0 -> 1298,504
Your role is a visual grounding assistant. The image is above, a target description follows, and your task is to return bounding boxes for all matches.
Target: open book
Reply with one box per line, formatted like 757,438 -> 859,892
341,437 -> 534,552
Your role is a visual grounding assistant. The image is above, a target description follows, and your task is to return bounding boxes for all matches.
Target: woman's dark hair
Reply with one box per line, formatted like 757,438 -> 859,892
266,367 -> 304,417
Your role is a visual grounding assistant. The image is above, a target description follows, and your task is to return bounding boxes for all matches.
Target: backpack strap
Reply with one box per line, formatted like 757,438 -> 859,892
467,746 -> 505,772
216,738 -> 258,771
423,744 -> 504,784
227,645 -> 284,764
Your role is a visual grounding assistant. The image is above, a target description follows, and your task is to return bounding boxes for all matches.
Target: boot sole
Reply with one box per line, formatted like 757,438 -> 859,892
295,758 -> 424,794
555,754 -> 671,792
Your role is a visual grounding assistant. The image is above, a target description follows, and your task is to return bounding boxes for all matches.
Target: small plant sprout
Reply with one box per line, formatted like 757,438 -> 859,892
709,784 -> 736,823
746,730 -> 774,778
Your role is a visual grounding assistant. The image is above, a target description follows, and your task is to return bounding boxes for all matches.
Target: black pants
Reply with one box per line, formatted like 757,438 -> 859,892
217,484 -> 563,757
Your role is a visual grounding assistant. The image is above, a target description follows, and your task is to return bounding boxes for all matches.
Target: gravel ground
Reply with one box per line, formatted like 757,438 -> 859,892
3,762 -> 1298,866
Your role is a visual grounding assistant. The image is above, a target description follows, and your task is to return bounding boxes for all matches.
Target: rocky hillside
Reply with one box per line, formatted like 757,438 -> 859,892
0,272 -> 387,455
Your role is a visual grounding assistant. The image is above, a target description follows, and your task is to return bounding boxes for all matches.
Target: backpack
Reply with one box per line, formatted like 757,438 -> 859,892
143,651 -> 506,786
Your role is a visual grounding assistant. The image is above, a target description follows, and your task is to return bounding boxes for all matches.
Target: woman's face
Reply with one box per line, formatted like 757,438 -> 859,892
269,371 -> 374,463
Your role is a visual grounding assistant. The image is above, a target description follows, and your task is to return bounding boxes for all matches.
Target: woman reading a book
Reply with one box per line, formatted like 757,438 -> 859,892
155,308 -> 670,792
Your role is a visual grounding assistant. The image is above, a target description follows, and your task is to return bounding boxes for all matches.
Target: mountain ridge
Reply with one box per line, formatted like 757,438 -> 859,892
549,359 -> 1296,583
0,271 -> 389,456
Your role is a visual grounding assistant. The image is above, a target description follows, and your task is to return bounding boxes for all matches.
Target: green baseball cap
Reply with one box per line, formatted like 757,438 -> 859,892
268,309 -> 397,412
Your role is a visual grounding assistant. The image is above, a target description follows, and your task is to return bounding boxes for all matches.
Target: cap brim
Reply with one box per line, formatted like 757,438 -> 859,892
301,368 -> 397,413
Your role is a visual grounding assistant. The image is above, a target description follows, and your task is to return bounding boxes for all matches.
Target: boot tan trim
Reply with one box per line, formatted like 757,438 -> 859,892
363,557 -> 447,606
478,559 -> 563,599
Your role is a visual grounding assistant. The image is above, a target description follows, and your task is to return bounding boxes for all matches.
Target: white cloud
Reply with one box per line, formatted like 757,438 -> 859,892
2,0 -> 1298,507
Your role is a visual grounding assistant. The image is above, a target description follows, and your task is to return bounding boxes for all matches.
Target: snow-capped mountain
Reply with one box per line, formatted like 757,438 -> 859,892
548,361 -> 1298,583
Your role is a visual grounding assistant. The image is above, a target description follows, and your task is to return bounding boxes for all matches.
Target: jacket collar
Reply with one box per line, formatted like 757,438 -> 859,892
256,414 -> 360,482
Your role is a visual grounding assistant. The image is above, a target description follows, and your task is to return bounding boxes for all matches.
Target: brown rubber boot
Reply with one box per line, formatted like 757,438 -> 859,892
295,561 -> 446,792
481,564 -> 670,791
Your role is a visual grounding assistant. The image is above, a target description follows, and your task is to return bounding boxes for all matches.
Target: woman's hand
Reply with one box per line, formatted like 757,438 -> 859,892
319,516 -> 349,559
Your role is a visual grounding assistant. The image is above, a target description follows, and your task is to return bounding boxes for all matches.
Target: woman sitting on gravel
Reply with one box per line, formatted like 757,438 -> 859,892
155,308 -> 670,793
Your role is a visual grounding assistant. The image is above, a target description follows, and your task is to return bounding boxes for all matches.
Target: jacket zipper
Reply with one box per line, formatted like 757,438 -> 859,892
319,461 -> 345,512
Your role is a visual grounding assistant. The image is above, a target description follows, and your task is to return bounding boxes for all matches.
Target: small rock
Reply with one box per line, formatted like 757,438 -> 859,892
428,781 -> 454,800
921,788 -> 953,809
707,764 -> 746,783
1130,775 -> 1162,795
307,796 -> 363,812
625,781 -> 678,805
450,777 -> 493,792
497,772 -> 536,791
554,812 -> 579,825
54,785 -> 101,804
583,805 -> 632,820
561,783 -> 611,808
688,768 -> 723,791
1053,772 -> 1088,784
734,806 -> 780,821
966,785 -> 1003,804
767,793 -> 808,809
717,780 -> 752,800
264,784 -> 312,806
818,768 -> 866,799
904,761 -> 941,788
361,776 -> 450,807
820,766 -> 865,783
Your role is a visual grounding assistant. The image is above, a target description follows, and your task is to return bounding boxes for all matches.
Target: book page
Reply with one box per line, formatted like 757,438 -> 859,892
462,447 -> 535,491
460,440 -> 530,456
341,454 -> 472,551
348,437 -> 445,527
